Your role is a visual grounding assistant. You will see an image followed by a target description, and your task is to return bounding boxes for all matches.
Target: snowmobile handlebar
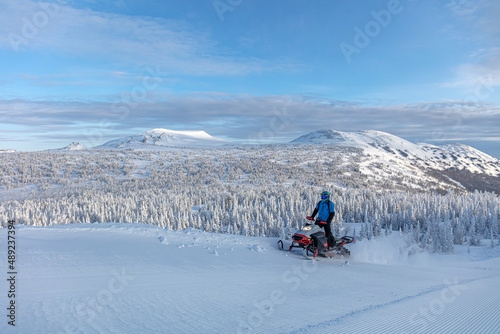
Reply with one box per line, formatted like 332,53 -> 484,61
306,217 -> 326,224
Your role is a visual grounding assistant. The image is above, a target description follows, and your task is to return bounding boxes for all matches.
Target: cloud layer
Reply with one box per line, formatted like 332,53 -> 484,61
0,0 -> 286,76
1,94 -> 499,157
1,0 -> 499,159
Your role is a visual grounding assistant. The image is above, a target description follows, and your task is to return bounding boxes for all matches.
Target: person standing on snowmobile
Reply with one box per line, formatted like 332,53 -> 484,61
307,191 -> 336,249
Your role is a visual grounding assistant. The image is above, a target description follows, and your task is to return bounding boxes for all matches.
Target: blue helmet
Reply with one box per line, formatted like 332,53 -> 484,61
321,191 -> 330,201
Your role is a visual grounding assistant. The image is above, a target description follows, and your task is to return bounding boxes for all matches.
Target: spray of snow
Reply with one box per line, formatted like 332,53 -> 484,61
350,233 -> 429,265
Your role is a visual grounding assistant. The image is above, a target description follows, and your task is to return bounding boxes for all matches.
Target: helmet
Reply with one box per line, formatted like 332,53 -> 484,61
321,191 -> 330,201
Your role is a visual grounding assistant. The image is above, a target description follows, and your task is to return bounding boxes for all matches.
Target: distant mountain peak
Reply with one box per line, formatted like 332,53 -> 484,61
99,128 -> 227,149
62,142 -> 87,151
290,129 -> 500,178
142,128 -> 213,139
291,129 -> 421,152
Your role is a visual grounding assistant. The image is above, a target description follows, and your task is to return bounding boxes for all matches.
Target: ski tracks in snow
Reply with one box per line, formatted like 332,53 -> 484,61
286,275 -> 500,334
2,224 -> 499,334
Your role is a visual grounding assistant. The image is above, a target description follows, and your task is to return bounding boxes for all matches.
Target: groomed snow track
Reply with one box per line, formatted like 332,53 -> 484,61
1,223 -> 499,334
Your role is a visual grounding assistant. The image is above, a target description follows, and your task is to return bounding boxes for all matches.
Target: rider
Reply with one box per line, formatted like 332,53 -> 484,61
307,191 -> 336,249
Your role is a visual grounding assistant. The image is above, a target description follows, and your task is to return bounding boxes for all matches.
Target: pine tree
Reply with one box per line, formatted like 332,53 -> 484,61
359,223 -> 365,241
469,216 -> 480,246
441,218 -> 454,254
491,225 -> 495,248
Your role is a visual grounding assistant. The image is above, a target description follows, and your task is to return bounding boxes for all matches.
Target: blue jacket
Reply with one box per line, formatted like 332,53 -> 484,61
315,200 -> 335,222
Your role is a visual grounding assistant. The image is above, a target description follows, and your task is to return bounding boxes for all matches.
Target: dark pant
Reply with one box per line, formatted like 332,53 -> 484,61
317,222 -> 336,248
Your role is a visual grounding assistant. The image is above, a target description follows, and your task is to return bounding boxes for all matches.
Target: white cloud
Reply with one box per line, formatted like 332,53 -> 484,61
1,95 -> 498,150
442,1 -> 500,94
0,0 -> 287,76
440,48 -> 500,99
446,0 -> 478,17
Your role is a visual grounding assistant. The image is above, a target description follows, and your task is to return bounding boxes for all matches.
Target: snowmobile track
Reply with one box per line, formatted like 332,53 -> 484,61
286,275 -> 500,334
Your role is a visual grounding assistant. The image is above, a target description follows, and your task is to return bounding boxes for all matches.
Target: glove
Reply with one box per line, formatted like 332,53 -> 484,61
318,220 -> 327,225
306,216 -> 314,220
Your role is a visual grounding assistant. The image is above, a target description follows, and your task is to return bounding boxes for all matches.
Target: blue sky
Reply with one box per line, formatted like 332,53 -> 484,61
1,0 -> 499,157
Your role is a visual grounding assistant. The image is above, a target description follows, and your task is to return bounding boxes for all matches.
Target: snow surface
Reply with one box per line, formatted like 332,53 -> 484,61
292,130 -> 434,157
291,129 -> 500,178
98,129 -> 228,149
75,127 -> 500,194
1,223 -> 499,333
60,142 -> 88,151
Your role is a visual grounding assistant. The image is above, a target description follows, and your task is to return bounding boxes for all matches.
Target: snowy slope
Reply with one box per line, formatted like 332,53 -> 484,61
1,223 -> 499,334
60,142 -> 88,151
292,129 -> 435,159
292,129 -> 414,148
440,143 -> 500,173
98,128 -> 228,149
291,129 -> 500,179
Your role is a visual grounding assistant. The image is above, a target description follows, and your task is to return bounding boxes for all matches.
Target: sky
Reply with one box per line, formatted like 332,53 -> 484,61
0,0 -> 499,157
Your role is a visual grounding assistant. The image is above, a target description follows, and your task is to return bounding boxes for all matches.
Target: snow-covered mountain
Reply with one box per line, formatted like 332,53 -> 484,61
291,129 -> 500,192
99,128 -> 228,149
0,149 -> 16,153
61,142 -> 87,151
292,129 -> 437,160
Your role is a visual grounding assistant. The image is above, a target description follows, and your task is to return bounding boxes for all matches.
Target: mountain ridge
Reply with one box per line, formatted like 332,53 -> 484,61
61,142 -> 88,151
98,128 -> 228,149
55,128 -> 499,193
290,129 -> 500,193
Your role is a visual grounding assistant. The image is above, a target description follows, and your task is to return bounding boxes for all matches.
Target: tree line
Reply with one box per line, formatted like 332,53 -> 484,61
0,147 -> 498,253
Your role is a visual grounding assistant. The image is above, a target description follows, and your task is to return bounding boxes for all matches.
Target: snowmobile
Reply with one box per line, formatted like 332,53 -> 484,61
278,217 -> 354,259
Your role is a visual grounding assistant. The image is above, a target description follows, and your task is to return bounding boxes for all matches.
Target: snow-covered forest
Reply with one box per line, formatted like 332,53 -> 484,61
0,146 -> 499,253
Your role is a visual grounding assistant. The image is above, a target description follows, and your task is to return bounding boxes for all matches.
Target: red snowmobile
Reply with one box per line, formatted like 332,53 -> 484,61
278,217 -> 354,259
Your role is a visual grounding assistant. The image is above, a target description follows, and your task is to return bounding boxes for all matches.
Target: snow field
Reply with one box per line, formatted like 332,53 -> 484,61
301,274 -> 500,334
0,223 -> 499,333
